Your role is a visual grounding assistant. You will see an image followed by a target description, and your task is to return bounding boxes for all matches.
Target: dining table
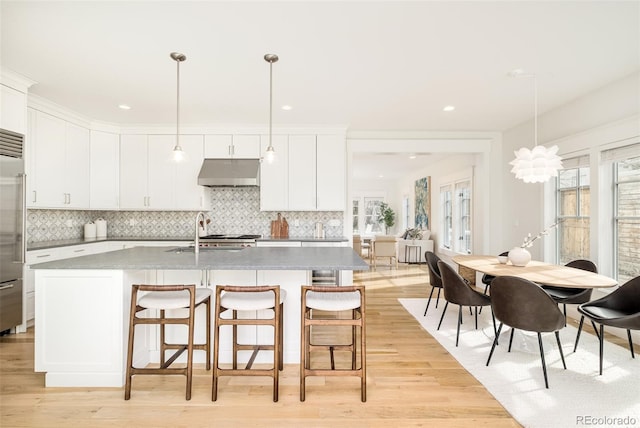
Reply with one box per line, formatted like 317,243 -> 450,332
452,255 -> 618,289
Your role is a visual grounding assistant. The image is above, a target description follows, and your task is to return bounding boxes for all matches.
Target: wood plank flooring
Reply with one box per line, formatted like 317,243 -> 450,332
0,265 -> 525,427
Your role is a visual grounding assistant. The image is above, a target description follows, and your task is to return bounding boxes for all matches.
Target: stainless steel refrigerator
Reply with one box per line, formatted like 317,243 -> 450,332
0,128 -> 25,334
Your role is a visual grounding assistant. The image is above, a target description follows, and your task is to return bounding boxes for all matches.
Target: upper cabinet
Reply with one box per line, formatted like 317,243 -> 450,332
204,134 -> 260,158
120,134 -> 206,210
259,133 -> 346,211
89,131 -> 120,210
316,134 -> 346,211
0,85 -> 28,135
27,109 -> 90,209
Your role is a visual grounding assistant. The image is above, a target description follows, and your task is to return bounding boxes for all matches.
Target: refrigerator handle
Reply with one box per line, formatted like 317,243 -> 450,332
19,173 -> 26,263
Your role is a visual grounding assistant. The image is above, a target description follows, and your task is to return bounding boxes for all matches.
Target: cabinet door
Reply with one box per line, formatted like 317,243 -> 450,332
147,135 -> 176,210
29,111 -> 66,207
204,135 -> 233,158
174,135 -> 207,210
316,135 -> 346,210
64,123 -> 90,208
288,135 -> 316,210
90,131 -> 120,209
0,85 -> 27,135
259,134 -> 289,211
231,135 -> 260,158
119,135 -> 148,209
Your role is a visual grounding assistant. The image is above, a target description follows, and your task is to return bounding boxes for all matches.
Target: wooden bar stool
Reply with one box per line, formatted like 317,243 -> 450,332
300,285 -> 366,402
212,285 -> 285,402
124,284 -> 212,400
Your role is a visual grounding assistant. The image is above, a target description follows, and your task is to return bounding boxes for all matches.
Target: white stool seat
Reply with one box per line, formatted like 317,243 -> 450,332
306,290 -> 361,311
138,288 -> 213,310
221,289 -> 287,311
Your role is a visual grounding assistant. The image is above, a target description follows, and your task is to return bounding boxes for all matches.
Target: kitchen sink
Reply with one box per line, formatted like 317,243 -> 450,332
166,246 -> 247,254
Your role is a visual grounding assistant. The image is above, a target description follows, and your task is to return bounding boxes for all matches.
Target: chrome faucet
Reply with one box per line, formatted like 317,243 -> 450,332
194,211 -> 205,255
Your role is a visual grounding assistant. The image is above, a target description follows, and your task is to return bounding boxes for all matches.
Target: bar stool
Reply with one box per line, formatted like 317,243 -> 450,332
124,284 -> 212,400
212,285 -> 285,402
300,285 -> 366,402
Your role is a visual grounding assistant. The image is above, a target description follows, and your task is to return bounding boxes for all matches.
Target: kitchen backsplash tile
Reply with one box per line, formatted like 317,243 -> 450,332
27,188 -> 344,243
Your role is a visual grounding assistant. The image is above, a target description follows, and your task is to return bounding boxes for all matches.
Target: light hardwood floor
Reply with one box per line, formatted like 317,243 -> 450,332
0,264 -> 525,428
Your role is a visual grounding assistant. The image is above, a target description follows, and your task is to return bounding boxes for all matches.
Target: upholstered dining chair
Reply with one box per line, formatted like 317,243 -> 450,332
487,276 -> 567,389
437,261 -> 496,347
371,235 -> 397,269
577,275 -> 640,375
541,259 -> 598,343
480,251 -> 509,295
424,251 -> 443,316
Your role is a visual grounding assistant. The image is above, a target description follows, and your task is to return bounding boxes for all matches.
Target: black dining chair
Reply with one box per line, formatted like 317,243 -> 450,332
486,276 -> 567,389
541,259 -> 597,338
424,251 -> 443,316
577,275 -> 640,375
437,261 -> 496,347
480,251 -> 509,295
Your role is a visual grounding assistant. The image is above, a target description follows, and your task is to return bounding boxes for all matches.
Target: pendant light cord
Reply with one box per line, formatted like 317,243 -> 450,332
533,74 -> 537,148
176,58 -> 181,149
269,59 -> 273,149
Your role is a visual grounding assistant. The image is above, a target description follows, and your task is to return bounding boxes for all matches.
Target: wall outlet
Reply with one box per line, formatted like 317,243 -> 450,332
65,220 -> 73,227
129,219 -> 136,226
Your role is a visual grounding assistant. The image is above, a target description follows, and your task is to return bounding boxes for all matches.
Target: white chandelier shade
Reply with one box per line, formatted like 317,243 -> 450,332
510,144 -> 563,183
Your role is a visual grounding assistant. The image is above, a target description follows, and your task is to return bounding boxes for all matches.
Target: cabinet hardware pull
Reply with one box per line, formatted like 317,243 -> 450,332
74,249 -> 85,253
33,190 -> 37,203
36,254 -> 51,258
0,284 -> 15,291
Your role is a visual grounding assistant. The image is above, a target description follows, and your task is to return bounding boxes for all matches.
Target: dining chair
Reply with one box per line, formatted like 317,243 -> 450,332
437,261 -> 496,347
540,259 -> 598,346
486,276 -> 567,389
424,251 -> 443,316
371,235 -> 398,269
577,275 -> 640,375
480,251 -> 509,295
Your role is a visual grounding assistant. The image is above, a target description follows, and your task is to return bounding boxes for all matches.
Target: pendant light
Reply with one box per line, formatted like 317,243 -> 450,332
509,72 -> 563,183
171,52 -> 187,162
264,53 -> 278,163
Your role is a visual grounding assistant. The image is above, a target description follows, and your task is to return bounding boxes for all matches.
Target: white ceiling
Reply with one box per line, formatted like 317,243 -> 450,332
2,1 -> 639,180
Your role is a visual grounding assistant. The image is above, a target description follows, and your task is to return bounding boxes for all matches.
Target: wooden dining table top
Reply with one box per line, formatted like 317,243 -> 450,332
452,254 -> 618,289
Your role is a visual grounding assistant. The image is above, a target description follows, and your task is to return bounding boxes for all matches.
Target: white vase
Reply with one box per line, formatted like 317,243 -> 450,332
508,247 -> 531,267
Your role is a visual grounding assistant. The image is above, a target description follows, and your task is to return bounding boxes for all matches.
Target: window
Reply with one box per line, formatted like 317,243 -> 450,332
614,155 -> 640,284
440,185 -> 452,249
352,196 -> 384,235
456,181 -> 472,254
556,163 -> 590,264
352,198 -> 359,234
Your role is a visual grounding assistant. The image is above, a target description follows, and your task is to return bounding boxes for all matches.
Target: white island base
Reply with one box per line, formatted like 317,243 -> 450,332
35,268 -> 309,387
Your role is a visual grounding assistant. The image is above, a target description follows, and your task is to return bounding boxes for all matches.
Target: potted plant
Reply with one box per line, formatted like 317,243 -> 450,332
378,202 -> 396,234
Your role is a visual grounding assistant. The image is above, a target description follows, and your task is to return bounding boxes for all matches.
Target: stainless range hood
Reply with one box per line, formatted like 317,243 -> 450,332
197,158 -> 260,187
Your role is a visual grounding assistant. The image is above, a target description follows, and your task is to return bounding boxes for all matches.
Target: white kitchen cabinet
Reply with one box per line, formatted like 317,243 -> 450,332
90,130 -> 120,209
27,109 -> 90,209
288,135 -> 316,211
204,134 -> 260,159
259,134 -> 289,211
0,84 -> 28,135
120,134 -> 206,210
316,134 -> 346,210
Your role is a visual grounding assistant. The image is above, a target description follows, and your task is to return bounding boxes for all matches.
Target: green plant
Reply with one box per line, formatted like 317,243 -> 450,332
378,202 -> 395,233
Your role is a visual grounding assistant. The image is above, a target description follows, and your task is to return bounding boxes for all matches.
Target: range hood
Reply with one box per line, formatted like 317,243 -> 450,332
197,158 -> 260,187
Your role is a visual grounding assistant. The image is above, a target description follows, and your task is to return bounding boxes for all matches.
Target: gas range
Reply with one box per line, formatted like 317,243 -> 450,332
198,234 -> 261,247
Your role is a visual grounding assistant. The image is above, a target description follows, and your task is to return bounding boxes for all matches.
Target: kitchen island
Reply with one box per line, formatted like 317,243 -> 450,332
32,246 -> 368,387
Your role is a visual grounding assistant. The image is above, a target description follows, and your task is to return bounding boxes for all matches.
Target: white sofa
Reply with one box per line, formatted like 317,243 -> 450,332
397,239 -> 434,263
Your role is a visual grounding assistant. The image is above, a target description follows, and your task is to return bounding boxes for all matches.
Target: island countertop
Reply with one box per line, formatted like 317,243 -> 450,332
30,245 -> 369,271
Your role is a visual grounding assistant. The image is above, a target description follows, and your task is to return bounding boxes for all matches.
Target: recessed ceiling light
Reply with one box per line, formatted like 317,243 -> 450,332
408,154 -> 417,159
378,174 -> 384,178
507,68 -> 525,77
118,104 -> 131,110
443,105 -> 455,112
281,105 -> 292,111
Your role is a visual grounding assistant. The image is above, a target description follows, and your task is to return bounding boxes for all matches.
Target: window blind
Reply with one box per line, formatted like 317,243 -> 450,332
601,142 -> 640,163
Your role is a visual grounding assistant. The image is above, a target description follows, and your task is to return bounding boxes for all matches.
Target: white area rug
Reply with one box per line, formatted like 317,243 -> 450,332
399,298 -> 640,428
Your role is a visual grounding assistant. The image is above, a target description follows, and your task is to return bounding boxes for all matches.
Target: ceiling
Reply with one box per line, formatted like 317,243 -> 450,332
2,1 -> 639,180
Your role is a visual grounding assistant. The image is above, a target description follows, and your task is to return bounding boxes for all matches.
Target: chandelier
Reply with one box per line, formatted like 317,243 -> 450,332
509,72 -> 562,183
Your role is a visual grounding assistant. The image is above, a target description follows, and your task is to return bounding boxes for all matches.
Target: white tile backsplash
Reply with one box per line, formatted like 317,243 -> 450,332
27,187 -> 344,242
